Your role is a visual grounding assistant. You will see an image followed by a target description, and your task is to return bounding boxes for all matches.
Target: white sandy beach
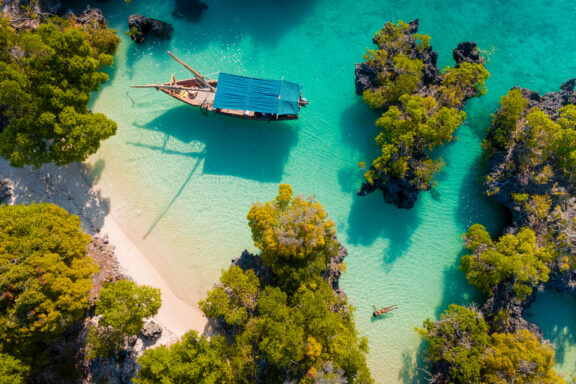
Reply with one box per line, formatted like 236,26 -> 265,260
0,158 -> 207,339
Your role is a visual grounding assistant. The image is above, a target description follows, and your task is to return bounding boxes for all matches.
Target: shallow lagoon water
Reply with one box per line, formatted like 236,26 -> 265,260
83,0 -> 576,381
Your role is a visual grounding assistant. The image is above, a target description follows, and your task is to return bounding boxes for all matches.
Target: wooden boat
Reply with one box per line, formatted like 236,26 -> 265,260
372,304 -> 398,317
131,52 -> 309,121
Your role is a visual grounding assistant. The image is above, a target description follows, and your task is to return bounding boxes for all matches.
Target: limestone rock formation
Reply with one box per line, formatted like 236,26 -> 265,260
128,14 -> 173,44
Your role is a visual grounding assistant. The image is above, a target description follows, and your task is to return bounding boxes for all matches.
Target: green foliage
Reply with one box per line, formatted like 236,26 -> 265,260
134,331 -> 234,384
0,203 -> 96,355
137,185 -> 373,384
486,89 -> 528,149
88,280 -> 161,358
439,62 -> 490,108
359,23 -> 489,195
419,305 -> 490,383
483,329 -> 565,384
367,94 -> 465,189
0,17 -> 119,167
461,224 -> 555,300
0,353 -> 29,384
362,54 -> 424,108
246,184 -> 339,292
199,266 -> 259,327
96,280 -> 161,336
419,307 -> 565,384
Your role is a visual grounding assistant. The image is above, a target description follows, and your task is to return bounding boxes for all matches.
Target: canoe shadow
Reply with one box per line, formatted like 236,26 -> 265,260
130,105 -> 298,183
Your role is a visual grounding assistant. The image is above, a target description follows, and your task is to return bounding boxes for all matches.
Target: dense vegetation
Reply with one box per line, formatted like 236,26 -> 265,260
0,15 -> 119,167
484,89 -> 576,268
136,184 -> 373,384
461,224 -> 555,300
87,280 -> 161,357
420,84 -> 576,384
358,21 -> 489,207
419,305 -> 564,384
0,203 -> 96,370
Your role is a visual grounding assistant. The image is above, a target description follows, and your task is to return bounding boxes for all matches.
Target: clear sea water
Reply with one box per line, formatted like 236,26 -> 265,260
80,0 -> 576,381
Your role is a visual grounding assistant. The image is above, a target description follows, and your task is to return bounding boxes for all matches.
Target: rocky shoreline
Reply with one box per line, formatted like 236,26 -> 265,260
480,80 -> 576,333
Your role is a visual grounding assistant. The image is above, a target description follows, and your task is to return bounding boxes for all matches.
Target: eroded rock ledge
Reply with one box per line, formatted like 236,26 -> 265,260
128,14 -> 173,44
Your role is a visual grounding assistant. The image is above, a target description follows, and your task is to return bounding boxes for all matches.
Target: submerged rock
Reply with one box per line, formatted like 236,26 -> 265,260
128,14 -> 173,44
172,0 -> 208,22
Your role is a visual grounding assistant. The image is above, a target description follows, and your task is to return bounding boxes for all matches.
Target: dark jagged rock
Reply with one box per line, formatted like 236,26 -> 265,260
172,0 -> 208,22
74,6 -> 106,27
354,62 -> 378,95
128,14 -> 173,44
480,281 -> 543,338
141,320 -> 163,340
452,41 -> 485,66
231,249 -> 274,286
0,179 -> 14,204
358,175 -> 420,209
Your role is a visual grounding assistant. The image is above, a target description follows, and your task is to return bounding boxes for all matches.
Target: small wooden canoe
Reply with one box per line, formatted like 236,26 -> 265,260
131,52 -> 309,121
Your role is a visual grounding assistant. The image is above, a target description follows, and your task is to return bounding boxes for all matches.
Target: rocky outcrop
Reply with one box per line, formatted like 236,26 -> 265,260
479,80 -> 576,336
452,41 -> 485,66
0,179 -> 14,205
357,171 -> 420,209
355,19 -> 440,97
140,320 -> 163,340
355,20 -> 487,209
1,0 -> 61,29
128,14 -> 173,44
480,281 -> 543,338
172,0 -> 208,22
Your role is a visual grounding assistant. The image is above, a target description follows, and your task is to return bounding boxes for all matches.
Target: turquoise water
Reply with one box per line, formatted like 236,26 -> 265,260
81,0 -> 576,382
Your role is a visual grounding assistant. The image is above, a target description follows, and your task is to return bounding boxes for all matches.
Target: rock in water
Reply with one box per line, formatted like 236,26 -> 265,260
452,41 -> 485,65
172,0 -> 208,22
128,14 -> 173,44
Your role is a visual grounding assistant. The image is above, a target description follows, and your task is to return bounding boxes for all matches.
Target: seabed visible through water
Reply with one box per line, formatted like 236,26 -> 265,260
81,0 -> 576,381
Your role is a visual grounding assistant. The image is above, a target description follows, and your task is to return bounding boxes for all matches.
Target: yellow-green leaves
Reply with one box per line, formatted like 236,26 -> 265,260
247,184 -> 338,292
420,306 -> 565,384
461,225 -> 555,300
0,203 -> 96,352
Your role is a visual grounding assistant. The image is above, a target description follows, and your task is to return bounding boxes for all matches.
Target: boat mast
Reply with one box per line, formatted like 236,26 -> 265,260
166,51 -> 216,92
130,84 -> 215,92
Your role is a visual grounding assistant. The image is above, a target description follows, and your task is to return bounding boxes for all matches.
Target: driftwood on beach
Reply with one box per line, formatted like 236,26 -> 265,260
372,304 -> 398,317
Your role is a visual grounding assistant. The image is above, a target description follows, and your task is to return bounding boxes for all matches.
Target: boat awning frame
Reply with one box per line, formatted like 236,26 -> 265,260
213,73 -> 303,115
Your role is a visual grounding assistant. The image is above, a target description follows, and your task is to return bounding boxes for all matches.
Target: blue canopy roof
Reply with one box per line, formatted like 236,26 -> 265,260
213,73 -> 303,115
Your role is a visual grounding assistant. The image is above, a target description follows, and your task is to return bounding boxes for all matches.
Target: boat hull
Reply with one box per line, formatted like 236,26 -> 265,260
159,78 -> 300,121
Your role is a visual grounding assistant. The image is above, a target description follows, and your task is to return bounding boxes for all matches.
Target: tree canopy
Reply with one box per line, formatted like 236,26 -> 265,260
0,203 -> 96,359
461,224 -> 555,300
0,16 -> 119,167
246,184 -> 339,292
359,21 -> 489,198
0,353 -> 29,384
419,306 -> 565,384
137,184 -> 373,384
88,279 -> 161,357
